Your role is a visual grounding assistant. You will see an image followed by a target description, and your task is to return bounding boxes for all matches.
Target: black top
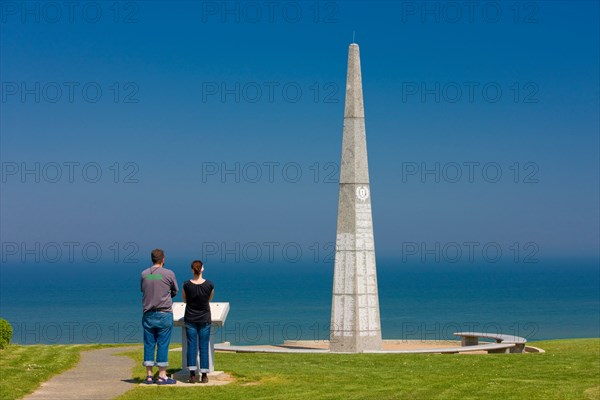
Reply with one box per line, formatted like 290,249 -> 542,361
183,279 -> 214,324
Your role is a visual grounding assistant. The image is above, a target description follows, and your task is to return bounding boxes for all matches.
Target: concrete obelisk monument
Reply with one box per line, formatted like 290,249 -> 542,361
330,43 -> 382,352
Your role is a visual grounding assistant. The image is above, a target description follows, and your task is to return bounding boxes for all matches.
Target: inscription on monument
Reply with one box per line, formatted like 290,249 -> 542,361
356,186 -> 370,201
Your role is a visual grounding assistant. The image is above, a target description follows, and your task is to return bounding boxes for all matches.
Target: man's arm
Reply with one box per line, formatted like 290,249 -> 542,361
170,273 -> 179,298
182,286 -> 187,303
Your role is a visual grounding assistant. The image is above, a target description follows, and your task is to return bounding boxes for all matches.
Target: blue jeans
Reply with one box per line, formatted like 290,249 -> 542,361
142,311 -> 173,367
185,320 -> 211,373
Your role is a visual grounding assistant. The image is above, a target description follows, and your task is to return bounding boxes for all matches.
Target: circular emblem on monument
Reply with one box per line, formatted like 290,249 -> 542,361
356,186 -> 370,201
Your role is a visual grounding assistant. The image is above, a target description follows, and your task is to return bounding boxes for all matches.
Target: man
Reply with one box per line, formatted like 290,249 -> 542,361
141,248 -> 178,384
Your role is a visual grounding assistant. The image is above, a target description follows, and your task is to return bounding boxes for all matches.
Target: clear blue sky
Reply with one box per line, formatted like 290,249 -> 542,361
1,1 -> 598,264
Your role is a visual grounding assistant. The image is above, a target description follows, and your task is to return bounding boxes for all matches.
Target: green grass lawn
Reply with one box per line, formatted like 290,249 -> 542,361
0,343 -> 111,400
1,339 -> 598,400
115,339 -> 600,400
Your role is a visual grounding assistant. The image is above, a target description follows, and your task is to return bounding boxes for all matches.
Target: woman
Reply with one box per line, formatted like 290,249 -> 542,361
182,260 -> 214,383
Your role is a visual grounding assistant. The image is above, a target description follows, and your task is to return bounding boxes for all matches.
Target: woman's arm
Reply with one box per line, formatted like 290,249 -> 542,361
209,289 -> 214,302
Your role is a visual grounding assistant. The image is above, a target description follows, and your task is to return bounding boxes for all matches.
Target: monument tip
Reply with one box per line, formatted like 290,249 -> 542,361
351,31 -> 358,46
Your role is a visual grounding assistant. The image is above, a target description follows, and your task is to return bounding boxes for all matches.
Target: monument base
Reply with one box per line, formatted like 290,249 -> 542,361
329,334 -> 382,353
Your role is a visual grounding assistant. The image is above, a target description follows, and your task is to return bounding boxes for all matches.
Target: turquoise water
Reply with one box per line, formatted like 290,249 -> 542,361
0,260 -> 598,344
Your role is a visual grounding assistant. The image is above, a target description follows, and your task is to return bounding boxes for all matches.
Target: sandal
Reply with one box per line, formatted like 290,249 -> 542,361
156,376 -> 177,385
143,375 -> 154,384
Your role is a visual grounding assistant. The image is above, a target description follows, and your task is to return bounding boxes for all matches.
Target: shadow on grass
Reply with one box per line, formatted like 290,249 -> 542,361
122,367 -> 180,385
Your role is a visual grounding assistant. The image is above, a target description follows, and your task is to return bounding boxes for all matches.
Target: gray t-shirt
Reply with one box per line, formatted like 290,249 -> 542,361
141,266 -> 179,313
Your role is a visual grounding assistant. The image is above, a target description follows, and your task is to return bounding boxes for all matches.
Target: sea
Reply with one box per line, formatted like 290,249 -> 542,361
1,259 -> 598,345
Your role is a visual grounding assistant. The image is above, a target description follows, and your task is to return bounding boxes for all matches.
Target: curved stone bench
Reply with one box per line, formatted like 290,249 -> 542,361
215,342 -> 516,354
454,332 -> 527,353
366,342 -> 516,354
214,344 -> 330,354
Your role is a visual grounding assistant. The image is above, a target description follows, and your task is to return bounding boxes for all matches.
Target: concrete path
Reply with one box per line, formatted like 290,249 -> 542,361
24,346 -> 139,400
